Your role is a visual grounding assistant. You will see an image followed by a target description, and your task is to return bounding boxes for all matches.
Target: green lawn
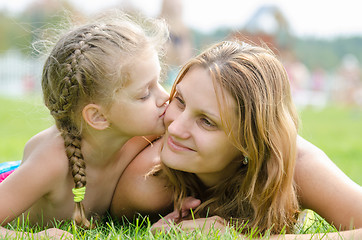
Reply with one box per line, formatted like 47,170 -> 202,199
0,96 -> 52,163
298,105 -> 362,185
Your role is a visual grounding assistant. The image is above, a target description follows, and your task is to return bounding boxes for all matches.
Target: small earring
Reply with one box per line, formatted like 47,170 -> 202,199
242,156 -> 248,165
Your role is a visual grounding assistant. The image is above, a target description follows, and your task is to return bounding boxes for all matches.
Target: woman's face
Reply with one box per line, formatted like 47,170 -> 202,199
161,66 -> 241,187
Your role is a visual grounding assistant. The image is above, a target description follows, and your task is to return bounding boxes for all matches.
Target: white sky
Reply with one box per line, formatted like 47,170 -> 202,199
1,0 -> 362,38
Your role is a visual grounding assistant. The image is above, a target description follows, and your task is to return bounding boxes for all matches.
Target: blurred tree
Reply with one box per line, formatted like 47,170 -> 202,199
0,0 -> 83,56
0,13 -> 32,54
294,37 -> 362,71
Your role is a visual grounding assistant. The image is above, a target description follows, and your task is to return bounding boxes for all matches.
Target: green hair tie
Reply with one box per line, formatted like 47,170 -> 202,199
72,187 -> 86,202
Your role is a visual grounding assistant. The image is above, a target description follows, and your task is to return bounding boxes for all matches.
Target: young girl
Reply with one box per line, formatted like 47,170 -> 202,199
0,11 -> 169,238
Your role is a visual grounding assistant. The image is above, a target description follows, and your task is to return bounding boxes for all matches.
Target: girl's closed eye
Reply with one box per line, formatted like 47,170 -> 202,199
139,91 -> 150,100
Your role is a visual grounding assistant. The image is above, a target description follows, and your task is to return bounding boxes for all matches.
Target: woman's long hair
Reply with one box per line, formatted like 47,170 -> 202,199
163,41 -> 300,234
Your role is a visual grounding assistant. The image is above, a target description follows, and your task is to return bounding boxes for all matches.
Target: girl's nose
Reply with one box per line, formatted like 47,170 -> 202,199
157,84 -> 170,107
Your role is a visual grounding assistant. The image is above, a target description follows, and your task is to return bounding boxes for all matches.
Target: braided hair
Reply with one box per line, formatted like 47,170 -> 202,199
41,12 -> 168,228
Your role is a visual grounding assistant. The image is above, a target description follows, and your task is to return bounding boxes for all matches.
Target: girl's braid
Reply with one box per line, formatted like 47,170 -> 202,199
63,32 -> 92,228
46,30 -> 93,228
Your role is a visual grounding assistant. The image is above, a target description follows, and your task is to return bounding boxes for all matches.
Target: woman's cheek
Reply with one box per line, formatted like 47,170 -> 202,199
164,102 -> 177,128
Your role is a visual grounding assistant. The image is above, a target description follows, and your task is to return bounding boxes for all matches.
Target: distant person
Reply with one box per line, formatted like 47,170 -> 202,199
159,0 -> 194,86
337,54 -> 362,105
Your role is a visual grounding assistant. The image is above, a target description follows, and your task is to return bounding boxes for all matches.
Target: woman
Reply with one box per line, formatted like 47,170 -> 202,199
111,40 -> 362,238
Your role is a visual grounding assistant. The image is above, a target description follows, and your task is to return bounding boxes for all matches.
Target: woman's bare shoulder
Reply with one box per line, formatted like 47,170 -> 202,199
296,136 -> 326,162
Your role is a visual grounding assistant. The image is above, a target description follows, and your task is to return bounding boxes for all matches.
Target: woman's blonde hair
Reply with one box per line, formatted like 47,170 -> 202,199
41,11 -> 168,228
164,40 -> 299,234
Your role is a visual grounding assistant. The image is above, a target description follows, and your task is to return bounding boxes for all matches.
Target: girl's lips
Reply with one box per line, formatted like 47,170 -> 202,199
167,136 -> 194,152
159,105 -> 168,118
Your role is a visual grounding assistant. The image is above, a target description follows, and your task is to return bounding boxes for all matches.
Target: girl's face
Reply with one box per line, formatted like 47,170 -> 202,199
106,49 -> 169,137
161,66 -> 241,187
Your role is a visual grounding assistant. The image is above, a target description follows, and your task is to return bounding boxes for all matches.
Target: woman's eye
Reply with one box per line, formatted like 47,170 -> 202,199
174,93 -> 185,108
200,117 -> 217,130
201,118 -> 214,127
175,96 -> 184,105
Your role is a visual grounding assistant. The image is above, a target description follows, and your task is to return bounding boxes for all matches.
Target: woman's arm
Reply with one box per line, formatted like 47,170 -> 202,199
295,136 -> 362,229
272,229 -> 362,240
153,216 -> 362,239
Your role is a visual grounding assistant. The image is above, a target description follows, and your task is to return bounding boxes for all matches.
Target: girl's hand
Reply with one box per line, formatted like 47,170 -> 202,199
36,228 -> 73,239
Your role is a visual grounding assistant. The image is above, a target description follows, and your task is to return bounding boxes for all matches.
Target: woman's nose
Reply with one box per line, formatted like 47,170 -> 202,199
167,112 -> 191,139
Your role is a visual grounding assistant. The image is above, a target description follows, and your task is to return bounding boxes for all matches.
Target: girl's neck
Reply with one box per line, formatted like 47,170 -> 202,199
80,129 -> 131,167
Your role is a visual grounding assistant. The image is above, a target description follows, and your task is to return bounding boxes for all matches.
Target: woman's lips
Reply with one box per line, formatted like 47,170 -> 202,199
167,136 -> 194,152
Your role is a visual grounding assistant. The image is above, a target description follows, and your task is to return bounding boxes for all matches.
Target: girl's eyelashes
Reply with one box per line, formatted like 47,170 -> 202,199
139,91 -> 150,100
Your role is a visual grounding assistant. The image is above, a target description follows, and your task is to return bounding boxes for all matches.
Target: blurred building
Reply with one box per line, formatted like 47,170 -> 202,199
230,5 -> 293,56
229,5 -> 332,109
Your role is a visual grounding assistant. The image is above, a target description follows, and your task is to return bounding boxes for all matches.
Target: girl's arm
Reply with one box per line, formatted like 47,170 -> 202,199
295,136 -> 362,229
153,216 -> 362,239
0,226 -> 73,239
0,133 -> 69,225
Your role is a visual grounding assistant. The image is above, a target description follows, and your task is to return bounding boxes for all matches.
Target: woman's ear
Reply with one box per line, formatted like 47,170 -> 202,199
82,104 -> 109,130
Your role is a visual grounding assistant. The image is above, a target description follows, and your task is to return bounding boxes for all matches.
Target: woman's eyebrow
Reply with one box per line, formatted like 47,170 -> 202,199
175,84 -> 182,96
176,84 -> 220,121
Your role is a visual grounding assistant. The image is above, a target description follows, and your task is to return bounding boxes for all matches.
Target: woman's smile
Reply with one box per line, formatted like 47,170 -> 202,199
166,136 -> 195,152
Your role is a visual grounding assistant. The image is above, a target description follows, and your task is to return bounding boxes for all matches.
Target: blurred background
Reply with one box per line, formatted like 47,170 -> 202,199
0,0 -> 361,183
0,0 -> 362,105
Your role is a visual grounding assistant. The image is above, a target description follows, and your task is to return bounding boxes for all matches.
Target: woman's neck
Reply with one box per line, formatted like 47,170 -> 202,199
196,160 -> 241,188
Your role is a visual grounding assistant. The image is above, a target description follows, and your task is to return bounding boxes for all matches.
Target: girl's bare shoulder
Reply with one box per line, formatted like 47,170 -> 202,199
22,125 -> 69,177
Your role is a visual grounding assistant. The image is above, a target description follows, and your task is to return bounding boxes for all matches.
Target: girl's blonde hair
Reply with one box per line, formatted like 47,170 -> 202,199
41,11 -> 168,228
164,41 -> 299,234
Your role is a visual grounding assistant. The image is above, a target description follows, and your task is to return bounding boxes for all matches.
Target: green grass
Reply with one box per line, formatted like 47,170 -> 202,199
1,96 -> 361,239
0,95 -> 52,163
298,105 -> 362,185
3,212 -> 339,240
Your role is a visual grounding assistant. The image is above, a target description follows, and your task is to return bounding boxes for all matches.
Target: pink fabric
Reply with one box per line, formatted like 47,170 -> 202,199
0,170 -> 15,183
